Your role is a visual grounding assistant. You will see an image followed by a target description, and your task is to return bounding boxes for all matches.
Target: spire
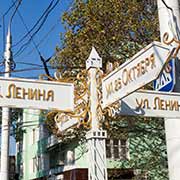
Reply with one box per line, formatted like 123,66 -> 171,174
86,47 -> 102,69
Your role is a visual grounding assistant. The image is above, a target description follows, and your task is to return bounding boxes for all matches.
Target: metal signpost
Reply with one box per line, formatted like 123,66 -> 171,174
0,77 -> 74,111
116,90 -> 180,118
86,47 -> 107,180
102,41 -> 174,108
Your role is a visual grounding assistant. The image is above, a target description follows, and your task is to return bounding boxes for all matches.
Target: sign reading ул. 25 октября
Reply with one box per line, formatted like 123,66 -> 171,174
102,41 -> 174,108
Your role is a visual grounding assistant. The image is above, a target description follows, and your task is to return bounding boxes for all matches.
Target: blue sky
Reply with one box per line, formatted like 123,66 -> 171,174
0,0 -> 72,79
0,0 -> 72,155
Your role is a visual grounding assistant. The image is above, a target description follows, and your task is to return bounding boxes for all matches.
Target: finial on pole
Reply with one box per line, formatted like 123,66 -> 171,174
86,47 -> 102,69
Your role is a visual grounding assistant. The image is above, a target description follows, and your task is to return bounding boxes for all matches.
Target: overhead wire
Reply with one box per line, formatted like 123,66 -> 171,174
11,0 -> 61,77
0,0 -> 20,56
11,0 -> 41,57
12,0 -> 56,48
15,61 -> 44,67
0,0 -> 75,77
0,0 -> 19,20
16,0 -> 74,59
0,65 -> 85,76
9,0 -> 22,30
13,0 -> 61,58
25,19 -> 59,57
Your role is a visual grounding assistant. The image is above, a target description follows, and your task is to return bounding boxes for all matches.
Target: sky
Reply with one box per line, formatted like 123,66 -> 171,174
0,0 -> 73,155
0,0 -> 72,79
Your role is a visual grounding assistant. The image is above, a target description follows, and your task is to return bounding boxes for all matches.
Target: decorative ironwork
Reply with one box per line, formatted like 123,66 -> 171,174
95,67 -> 121,128
163,32 -> 180,58
45,69 -> 91,136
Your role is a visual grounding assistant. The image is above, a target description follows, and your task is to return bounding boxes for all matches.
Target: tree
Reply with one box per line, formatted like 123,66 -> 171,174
49,0 -> 168,179
51,0 -> 159,70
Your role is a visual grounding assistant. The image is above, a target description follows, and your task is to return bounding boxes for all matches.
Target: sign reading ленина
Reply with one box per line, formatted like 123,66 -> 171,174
117,90 -> 180,118
102,41 -> 174,108
0,77 -> 74,111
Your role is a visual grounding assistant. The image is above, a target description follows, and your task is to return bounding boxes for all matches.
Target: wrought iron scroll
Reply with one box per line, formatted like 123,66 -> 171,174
163,32 -> 180,58
43,69 -> 91,136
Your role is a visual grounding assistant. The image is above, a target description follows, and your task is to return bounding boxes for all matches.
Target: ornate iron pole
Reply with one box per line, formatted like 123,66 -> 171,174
86,47 -> 108,180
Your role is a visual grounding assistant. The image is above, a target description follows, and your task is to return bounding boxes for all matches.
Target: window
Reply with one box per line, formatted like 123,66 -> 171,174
32,128 -> 36,144
33,156 -> 41,173
106,139 -> 129,160
106,139 -> 111,158
39,123 -> 49,139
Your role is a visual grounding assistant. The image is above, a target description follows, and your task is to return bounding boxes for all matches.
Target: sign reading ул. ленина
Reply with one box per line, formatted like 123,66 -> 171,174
102,41 -> 174,108
0,77 -> 74,111
116,90 -> 180,118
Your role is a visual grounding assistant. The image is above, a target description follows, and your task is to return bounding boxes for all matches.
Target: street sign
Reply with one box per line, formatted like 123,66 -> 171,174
56,117 -> 79,132
0,77 -> 74,111
102,41 -> 174,108
153,59 -> 175,92
116,90 -> 180,118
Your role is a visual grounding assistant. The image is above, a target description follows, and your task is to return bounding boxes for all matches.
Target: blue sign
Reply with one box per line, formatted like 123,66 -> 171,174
153,59 -> 175,92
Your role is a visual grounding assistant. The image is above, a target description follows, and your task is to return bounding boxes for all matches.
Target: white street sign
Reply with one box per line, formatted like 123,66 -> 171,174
56,117 -> 79,132
117,90 -> 180,118
102,41 -> 174,108
0,77 -> 74,111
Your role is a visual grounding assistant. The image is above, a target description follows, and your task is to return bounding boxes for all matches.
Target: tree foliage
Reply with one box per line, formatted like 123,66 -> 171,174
52,0 -> 159,70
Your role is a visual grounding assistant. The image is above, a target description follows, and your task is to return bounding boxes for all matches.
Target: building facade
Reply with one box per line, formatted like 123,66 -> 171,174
17,109 -> 164,180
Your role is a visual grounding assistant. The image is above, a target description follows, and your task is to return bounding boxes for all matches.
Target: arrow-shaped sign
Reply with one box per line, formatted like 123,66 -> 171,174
116,90 -> 180,118
0,77 -> 74,111
102,41 -> 174,108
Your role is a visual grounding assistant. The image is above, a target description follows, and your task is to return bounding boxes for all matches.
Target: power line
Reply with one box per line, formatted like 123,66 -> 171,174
12,0 -> 57,48
23,0 -> 74,57
12,0 -> 61,58
11,0 -> 41,57
9,0 -> 22,30
18,0 -> 74,59
25,19 -> 59,57
0,0 -> 19,21
0,65 -> 85,75
15,61 -> 43,67
12,0 -> 61,77
0,0 -> 20,55
11,0 -> 61,78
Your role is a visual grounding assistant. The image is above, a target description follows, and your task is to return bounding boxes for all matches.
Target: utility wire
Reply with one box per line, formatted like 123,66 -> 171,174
11,0 -> 41,56
0,0 -> 20,55
13,7 -> 58,57
0,65 -> 85,75
19,0 -> 74,58
9,0 -> 22,30
12,0 -> 60,56
25,19 -> 59,57
12,0 -> 61,77
12,0 -> 56,48
0,0 -> 19,21
15,61 -> 44,67
161,0 -> 173,11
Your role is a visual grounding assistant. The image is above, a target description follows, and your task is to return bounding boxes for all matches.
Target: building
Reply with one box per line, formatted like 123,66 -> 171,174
0,155 -> 16,180
16,109 -> 165,180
